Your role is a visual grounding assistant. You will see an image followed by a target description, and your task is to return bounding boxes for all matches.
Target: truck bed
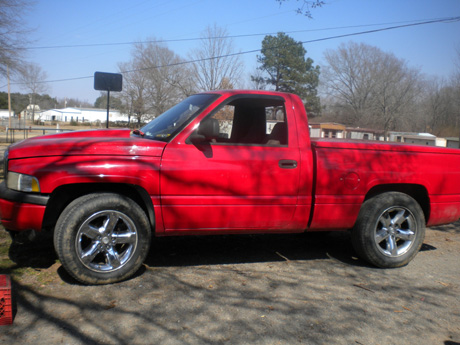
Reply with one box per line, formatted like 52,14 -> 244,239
309,138 -> 460,229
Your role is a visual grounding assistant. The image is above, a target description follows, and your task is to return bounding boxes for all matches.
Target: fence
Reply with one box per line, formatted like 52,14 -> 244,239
2,127 -> 74,144
0,118 -> 24,128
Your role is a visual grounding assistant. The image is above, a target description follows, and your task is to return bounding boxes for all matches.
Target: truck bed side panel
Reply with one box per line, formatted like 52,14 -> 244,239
309,140 -> 460,229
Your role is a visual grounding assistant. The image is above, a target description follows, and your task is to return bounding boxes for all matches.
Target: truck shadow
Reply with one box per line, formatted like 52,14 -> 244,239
46,230 -> 375,285
6,231 -> 57,271
1,229 -> 373,285
4,228 -> 441,285
144,231 -> 368,269
53,231 -> 369,285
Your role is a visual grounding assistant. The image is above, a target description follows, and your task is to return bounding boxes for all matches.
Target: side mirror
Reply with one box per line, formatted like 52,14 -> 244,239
187,118 -> 219,145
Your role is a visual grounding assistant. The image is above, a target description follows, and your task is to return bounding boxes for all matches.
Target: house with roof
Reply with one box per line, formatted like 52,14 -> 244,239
345,127 -> 385,141
403,133 -> 436,146
308,123 -> 455,148
309,122 -> 346,138
445,137 -> 460,148
387,131 -> 438,146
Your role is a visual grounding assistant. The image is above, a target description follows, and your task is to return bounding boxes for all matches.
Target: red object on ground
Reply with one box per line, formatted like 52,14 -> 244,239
0,275 -> 13,325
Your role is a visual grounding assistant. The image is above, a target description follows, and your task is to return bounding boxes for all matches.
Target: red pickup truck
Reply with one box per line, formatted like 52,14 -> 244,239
1,90 -> 460,284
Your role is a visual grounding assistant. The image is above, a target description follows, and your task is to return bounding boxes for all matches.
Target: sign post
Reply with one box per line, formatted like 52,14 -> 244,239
94,72 -> 123,128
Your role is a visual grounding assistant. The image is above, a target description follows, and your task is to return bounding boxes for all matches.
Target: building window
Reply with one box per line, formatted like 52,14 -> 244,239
323,130 -> 338,138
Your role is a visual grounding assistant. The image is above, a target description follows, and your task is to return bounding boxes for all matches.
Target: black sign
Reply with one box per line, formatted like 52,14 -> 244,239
94,72 -> 123,92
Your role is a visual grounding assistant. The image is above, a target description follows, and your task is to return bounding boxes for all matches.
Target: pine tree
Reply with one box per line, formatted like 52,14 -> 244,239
252,32 -> 321,115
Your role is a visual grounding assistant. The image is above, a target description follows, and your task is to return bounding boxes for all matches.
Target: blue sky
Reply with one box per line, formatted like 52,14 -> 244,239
2,0 -> 460,104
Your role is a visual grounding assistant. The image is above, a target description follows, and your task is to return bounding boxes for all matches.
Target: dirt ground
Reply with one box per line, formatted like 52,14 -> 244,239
0,221 -> 459,345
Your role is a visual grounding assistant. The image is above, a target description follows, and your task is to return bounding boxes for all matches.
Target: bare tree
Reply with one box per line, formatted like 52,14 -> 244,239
452,46 -> 460,146
370,53 -> 421,134
418,49 -> 460,140
276,0 -> 325,18
189,24 -> 244,91
136,41 -> 192,117
322,42 -> 381,124
321,42 -> 422,134
119,59 -> 149,125
0,0 -> 33,77
418,78 -> 454,134
119,40 -> 193,124
56,97 -> 92,109
18,63 -> 49,123
249,68 -> 267,90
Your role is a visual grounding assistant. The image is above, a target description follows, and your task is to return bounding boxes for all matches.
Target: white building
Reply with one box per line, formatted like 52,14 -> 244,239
39,107 -> 129,124
403,134 -> 436,146
445,137 -> 460,148
0,109 -> 11,118
346,127 -> 385,141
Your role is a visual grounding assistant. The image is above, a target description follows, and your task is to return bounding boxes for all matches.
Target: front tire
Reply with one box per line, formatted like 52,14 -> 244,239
352,192 -> 425,268
54,193 -> 151,284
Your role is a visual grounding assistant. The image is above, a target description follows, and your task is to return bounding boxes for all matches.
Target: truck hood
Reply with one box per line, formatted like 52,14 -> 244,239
7,129 -> 167,160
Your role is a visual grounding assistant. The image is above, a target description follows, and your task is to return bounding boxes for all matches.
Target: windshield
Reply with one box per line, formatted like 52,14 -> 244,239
139,94 -> 219,142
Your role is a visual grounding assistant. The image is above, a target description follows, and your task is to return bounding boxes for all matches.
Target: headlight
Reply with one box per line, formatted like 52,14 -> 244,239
7,172 -> 41,193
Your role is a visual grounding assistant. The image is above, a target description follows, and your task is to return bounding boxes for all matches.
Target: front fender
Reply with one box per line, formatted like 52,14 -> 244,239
8,155 -> 161,195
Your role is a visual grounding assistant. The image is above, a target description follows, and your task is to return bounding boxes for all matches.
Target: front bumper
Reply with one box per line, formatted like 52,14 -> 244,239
0,182 -> 49,232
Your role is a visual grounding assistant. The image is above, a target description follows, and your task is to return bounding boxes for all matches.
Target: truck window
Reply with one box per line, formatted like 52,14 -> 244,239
206,97 -> 288,146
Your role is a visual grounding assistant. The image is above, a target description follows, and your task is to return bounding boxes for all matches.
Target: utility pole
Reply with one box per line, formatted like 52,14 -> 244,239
106,90 -> 110,129
7,65 -> 12,129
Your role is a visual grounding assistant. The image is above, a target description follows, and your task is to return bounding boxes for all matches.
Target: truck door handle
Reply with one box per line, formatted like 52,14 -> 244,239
279,160 -> 298,169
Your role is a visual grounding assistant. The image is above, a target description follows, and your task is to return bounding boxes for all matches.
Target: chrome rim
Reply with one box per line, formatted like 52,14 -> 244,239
76,210 -> 138,272
374,206 -> 416,257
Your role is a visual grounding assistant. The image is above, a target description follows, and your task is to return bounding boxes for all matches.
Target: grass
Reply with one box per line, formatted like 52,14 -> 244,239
0,225 -> 60,285
0,229 -> 22,277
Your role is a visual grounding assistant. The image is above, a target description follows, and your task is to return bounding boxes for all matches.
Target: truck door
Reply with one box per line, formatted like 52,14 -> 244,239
160,95 -> 301,232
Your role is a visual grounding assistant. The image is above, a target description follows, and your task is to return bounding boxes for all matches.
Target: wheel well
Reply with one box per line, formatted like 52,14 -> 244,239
42,183 -> 155,232
364,184 -> 430,223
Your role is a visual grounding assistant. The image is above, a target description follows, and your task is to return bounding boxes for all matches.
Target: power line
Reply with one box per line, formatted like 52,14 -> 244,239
121,16 -> 460,73
2,15 -> 460,88
6,16 -> 459,51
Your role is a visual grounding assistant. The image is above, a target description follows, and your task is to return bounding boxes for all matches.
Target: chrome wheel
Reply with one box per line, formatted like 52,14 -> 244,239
76,210 -> 138,272
374,206 -> 416,257
352,192 -> 425,268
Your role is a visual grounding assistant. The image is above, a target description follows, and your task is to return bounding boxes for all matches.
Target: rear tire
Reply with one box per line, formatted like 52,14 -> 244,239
54,193 -> 151,284
352,192 -> 425,268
